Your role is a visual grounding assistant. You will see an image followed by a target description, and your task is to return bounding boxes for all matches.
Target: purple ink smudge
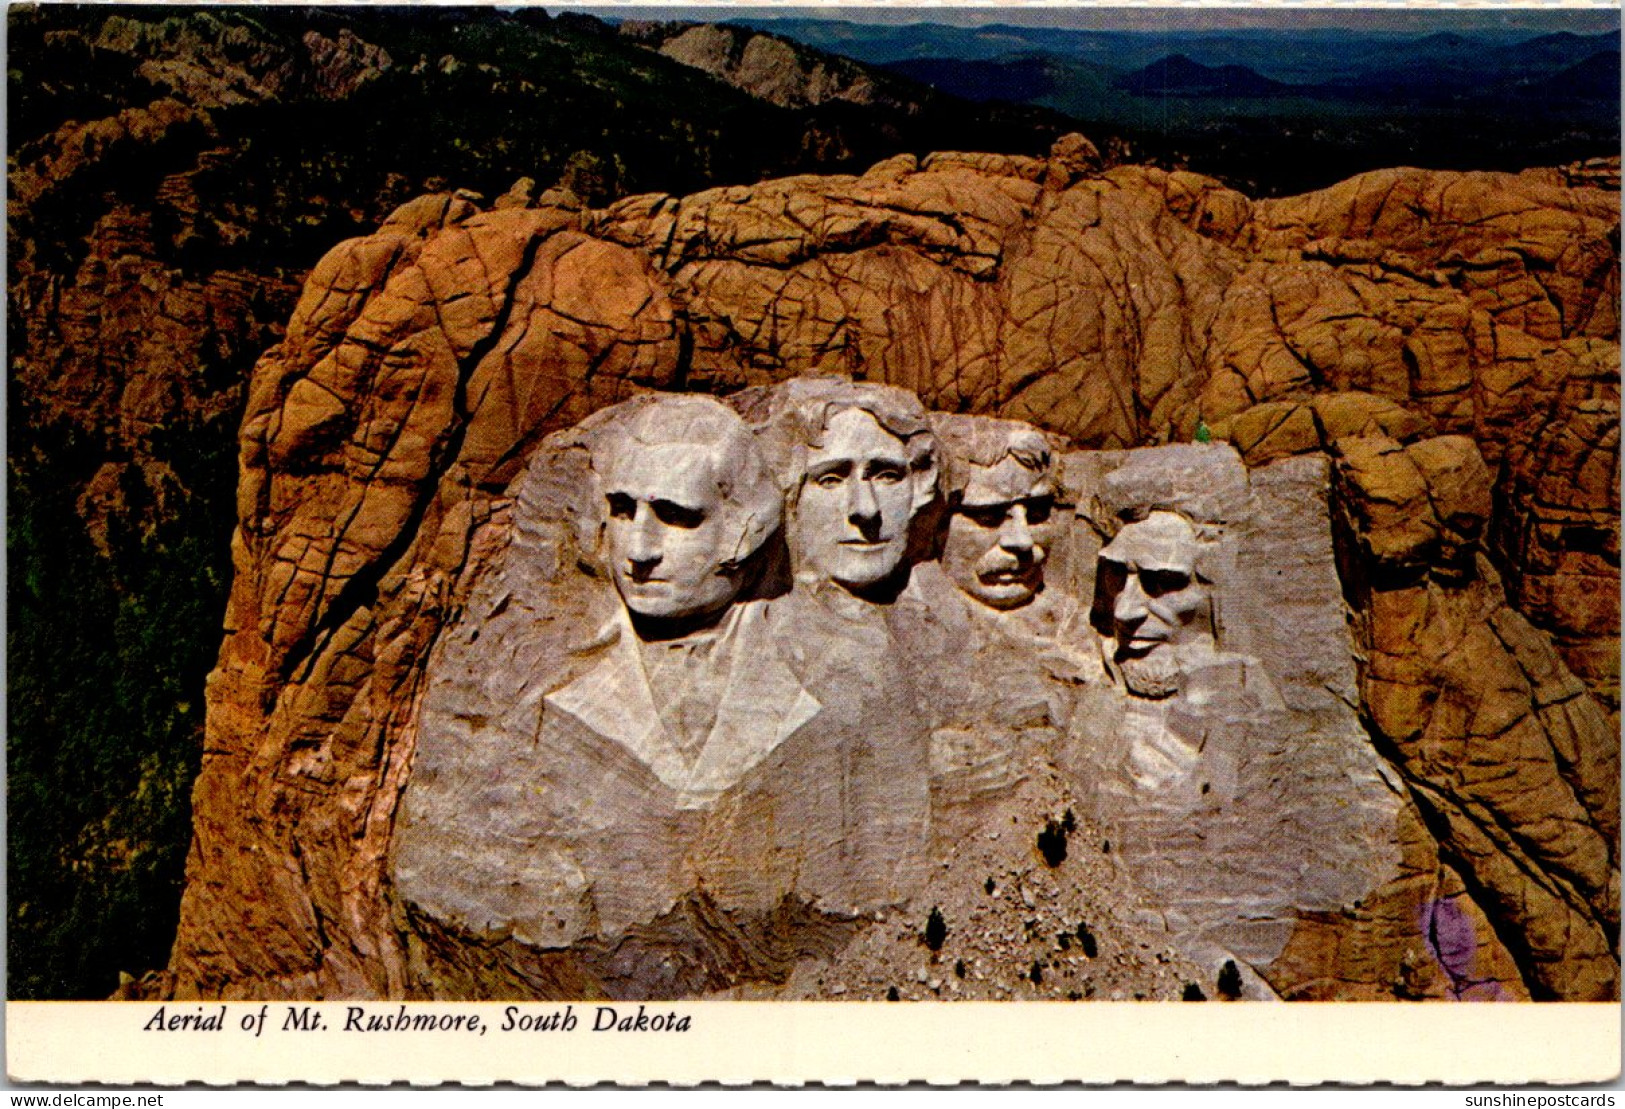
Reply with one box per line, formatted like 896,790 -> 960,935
1421,897 -> 1509,1002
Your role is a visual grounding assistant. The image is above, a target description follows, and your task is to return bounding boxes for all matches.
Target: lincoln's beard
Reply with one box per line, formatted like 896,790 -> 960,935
1117,649 -> 1182,699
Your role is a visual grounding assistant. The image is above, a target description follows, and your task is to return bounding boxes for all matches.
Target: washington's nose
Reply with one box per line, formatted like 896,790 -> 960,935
998,506 -> 1034,554
626,508 -> 663,567
1114,574 -> 1150,627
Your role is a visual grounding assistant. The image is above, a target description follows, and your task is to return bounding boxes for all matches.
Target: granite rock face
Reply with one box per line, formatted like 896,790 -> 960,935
369,386 -> 1474,1000
619,21 -> 889,110
1335,434 -> 1619,1000
167,145 -> 1618,1001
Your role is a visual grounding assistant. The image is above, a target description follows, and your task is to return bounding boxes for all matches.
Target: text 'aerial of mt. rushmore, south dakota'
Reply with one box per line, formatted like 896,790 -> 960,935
7,4 -> 1620,1007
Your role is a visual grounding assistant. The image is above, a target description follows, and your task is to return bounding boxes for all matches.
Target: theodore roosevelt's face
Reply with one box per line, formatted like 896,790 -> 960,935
603,442 -> 740,622
795,408 -> 917,591
1098,511 -> 1207,658
942,457 -> 1058,610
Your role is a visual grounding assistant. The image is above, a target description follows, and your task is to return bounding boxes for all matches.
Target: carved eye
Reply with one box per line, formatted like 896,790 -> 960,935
867,461 -> 907,485
651,500 -> 705,529
810,462 -> 852,488
960,505 -> 1006,529
1141,569 -> 1191,597
606,493 -> 636,520
1024,496 -> 1055,525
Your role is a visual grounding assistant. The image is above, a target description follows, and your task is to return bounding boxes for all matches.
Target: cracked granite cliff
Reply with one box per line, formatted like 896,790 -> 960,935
145,142 -> 1617,1002
11,1 -> 1615,1010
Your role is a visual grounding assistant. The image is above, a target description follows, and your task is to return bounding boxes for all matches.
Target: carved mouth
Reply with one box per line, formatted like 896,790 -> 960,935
979,570 -> 1032,584
1119,636 -> 1169,656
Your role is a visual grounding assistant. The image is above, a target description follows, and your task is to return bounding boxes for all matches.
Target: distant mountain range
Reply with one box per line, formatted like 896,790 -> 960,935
1112,55 -> 1293,98
721,18 -> 1617,85
707,15 -> 1618,196
1534,48 -> 1625,101
889,35 -> 1620,105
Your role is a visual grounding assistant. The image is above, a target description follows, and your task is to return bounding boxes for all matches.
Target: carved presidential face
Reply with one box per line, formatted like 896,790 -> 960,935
1098,511 -> 1210,663
796,407 -> 918,591
602,442 -> 742,623
943,457 -> 1058,610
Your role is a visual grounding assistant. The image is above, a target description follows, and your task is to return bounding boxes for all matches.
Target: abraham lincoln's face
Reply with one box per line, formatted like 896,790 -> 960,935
1097,511 -> 1212,698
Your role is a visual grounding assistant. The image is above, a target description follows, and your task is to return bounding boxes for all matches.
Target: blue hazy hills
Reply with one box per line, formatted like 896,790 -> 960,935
712,16 -> 1619,194
729,19 -> 1616,85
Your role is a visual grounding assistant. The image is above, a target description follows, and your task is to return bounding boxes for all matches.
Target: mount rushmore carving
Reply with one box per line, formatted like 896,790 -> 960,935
159,147 -> 1617,1004
393,380 -> 1414,1000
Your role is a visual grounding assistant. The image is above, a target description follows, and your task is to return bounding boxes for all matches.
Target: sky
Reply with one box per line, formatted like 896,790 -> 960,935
547,4 -> 1622,34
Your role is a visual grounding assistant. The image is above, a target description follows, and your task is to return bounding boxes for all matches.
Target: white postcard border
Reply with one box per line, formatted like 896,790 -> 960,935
7,1002 -> 1621,1086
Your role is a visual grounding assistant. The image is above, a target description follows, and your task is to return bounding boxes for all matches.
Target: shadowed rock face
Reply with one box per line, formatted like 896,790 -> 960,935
1333,434 -> 1619,1000
162,144 -> 1618,1002
619,21 -> 890,111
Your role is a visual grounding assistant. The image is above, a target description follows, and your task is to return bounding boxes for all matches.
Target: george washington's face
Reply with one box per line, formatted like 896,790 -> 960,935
795,408 -> 918,591
603,442 -> 740,623
942,457 -> 1057,610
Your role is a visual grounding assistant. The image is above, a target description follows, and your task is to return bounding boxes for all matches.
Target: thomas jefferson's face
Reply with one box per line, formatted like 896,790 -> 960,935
603,443 -> 740,622
942,457 -> 1058,610
1098,511 -> 1207,658
796,408 -> 916,591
